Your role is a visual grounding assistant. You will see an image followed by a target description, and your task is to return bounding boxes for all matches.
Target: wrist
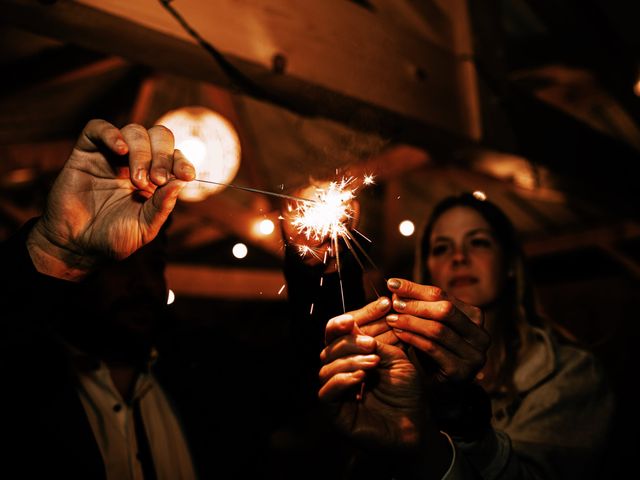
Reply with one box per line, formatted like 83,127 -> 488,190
395,426 -> 454,479
430,381 -> 492,443
26,220 -> 96,281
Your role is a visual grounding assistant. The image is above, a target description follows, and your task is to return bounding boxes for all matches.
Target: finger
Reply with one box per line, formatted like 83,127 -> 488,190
375,329 -> 401,346
387,314 -> 488,360
319,354 -> 379,384
148,124 -> 175,186
451,297 -> 484,327
320,332 -> 376,364
393,329 -> 483,382
359,317 -> 392,338
391,297 -> 489,349
75,119 -> 128,156
387,278 -> 444,301
319,370 -> 365,403
351,297 -> 391,328
141,178 -> 186,240
121,124 -> 153,191
325,313 -> 356,345
172,149 -> 196,182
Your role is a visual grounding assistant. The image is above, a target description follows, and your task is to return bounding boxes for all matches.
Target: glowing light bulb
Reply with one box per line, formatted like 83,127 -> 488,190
156,106 -> 241,202
399,220 -> 415,237
232,243 -> 248,259
258,219 -> 275,235
167,289 -> 175,305
473,190 -> 487,201
176,137 -> 207,170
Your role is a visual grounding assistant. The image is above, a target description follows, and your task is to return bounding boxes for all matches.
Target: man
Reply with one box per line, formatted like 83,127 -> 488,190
1,119 -> 200,479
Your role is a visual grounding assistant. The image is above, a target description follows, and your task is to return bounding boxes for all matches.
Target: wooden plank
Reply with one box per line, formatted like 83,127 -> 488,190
2,0 -> 474,147
166,264 -> 286,299
345,144 -> 431,180
524,221 -> 640,257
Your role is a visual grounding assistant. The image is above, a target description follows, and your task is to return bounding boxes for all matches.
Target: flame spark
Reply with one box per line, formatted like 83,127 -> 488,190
291,177 -> 356,242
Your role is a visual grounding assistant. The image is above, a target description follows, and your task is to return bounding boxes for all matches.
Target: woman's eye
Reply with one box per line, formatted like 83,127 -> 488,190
431,244 -> 449,256
470,237 -> 492,248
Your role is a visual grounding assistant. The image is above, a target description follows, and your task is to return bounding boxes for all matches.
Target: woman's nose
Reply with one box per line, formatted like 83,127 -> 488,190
451,245 -> 468,264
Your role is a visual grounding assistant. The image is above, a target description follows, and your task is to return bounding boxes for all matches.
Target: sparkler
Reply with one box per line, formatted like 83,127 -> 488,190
286,174 -> 383,402
193,178 -> 317,204
194,172 -> 382,402
287,175 -> 382,290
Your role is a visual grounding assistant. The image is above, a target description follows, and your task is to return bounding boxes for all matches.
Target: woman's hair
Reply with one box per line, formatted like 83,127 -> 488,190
413,192 -> 550,394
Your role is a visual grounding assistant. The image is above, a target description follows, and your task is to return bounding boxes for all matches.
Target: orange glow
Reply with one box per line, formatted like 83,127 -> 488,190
156,106 -> 241,202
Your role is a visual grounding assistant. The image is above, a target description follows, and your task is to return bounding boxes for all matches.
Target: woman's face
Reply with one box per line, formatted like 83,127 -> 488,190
426,206 -> 506,307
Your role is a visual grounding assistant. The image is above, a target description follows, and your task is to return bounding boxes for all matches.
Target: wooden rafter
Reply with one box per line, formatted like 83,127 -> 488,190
3,0 -> 477,147
166,264 -> 285,299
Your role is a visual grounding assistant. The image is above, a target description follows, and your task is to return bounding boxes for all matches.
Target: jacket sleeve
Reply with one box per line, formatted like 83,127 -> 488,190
0,218 -> 82,331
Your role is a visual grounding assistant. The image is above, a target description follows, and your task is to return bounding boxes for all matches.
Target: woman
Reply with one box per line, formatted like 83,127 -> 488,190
319,193 -> 614,479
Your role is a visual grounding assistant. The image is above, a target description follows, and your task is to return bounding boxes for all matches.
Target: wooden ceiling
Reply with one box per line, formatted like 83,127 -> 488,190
1,0 -> 639,300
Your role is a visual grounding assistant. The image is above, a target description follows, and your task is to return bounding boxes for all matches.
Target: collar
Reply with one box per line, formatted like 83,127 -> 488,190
512,326 -> 558,393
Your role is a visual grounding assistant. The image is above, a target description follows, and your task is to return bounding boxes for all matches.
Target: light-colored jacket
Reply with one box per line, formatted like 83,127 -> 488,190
446,326 -> 614,479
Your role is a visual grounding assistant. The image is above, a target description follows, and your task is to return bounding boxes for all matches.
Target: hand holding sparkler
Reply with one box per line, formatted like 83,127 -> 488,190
319,300 -> 460,476
319,300 -> 454,468
26,120 -> 195,281
385,278 -> 490,384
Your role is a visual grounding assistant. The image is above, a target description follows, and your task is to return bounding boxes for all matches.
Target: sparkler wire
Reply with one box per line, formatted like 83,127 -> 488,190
193,178 -> 317,203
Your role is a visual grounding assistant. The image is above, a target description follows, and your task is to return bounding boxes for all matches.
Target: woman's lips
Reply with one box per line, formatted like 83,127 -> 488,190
448,275 -> 478,288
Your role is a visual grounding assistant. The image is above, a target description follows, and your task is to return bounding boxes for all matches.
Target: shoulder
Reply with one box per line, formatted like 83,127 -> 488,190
514,326 -> 610,396
503,328 -> 615,448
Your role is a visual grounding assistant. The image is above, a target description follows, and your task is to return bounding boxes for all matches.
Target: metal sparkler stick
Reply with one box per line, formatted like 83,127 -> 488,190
193,178 -> 318,204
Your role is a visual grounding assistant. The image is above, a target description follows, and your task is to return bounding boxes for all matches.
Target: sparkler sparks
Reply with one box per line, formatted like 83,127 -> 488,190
287,175 -> 383,312
197,172 -> 381,403
285,175 -> 382,404
290,177 -> 357,243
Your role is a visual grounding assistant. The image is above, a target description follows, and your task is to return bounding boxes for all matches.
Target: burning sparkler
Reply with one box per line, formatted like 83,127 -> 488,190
285,175 -> 383,309
193,173 -> 381,401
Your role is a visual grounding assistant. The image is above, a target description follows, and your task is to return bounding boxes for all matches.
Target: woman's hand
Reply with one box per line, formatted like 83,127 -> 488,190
385,278 -> 490,383
319,298 -> 427,449
27,119 -> 194,280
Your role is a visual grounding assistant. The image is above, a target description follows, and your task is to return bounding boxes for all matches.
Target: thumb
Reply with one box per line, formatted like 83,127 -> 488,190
143,178 -> 186,235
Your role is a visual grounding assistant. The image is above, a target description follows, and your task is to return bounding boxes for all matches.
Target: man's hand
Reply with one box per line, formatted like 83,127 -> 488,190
27,119 -> 194,280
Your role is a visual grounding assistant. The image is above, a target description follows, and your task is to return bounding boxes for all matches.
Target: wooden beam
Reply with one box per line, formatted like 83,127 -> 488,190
511,66 -> 640,152
523,221 -> 640,257
2,0 -> 474,148
166,264 -> 286,300
199,83 -> 271,212
345,144 -> 431,181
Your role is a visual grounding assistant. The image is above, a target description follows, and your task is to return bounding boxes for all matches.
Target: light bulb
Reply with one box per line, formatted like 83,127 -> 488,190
399,220 -> 415,237
232,242 -> 248,259
156,106 -> 241,201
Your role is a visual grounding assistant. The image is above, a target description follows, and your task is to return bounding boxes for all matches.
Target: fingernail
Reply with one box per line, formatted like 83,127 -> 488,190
135,168 -> 147,183
386,314 -> 398,323
393,328 -> 404,334
393,299 -> 406,310
334,314 -> 353,327
388,279 -> 401,290
181,163 -> 195,180
115,139 -> 127,153
156,168 -> 168,184
378,297 -> 390,309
